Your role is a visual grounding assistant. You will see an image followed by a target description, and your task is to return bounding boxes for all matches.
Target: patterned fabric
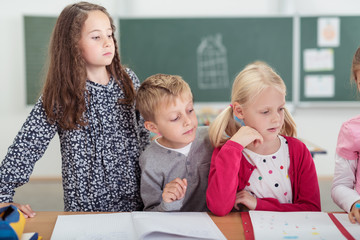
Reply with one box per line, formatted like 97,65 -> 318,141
0,69 -> 150,212
243,136 -> 292,204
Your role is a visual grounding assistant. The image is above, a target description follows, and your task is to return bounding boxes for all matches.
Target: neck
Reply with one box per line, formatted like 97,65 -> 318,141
246,136 -> 281,155
86,67 -> 110,85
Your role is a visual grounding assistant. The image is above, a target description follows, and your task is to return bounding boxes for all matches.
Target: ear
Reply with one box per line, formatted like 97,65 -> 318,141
232,102 -> 245,120
144,121 -> 160,135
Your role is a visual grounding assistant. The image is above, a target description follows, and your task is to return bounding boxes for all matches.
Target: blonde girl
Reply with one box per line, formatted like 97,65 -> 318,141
332,47 -> 360,223
206,61 -> 320,216
0,2 -> 149,217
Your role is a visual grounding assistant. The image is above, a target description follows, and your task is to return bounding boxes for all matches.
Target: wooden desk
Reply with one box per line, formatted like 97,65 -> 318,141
300,138 -> 327,158
24,211 -> 244,240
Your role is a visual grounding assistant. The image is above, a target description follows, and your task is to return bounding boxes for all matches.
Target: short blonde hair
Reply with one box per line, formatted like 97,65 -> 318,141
136,74 -> 192,122
209,61 -> 297,147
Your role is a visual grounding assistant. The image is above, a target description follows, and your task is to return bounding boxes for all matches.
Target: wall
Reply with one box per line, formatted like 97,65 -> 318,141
1,0 -> 360,178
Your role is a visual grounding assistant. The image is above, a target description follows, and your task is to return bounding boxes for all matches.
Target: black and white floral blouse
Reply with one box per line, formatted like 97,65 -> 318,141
0,69 -> 149,212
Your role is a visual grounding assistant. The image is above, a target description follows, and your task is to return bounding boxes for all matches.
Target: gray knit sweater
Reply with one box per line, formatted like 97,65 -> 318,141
139,126 -> 213,211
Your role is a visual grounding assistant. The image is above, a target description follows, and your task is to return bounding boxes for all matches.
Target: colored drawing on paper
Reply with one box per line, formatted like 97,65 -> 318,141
249,211 -> 346,240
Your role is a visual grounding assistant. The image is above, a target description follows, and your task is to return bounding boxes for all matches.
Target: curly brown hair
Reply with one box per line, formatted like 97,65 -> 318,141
42,1 -> 135,130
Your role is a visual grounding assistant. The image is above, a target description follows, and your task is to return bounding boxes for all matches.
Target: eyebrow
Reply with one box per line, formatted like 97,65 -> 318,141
87,28 -> 113,34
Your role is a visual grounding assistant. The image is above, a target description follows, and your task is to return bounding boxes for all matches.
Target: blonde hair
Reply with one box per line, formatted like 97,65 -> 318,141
209,61 -> 297,147
351,47 -> 360,92
136,74 -> 192,122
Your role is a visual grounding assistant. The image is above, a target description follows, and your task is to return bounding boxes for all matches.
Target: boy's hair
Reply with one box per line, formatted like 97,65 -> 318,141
209,61 -> 297,147
136,74 -> 192,122
42,1 -> 135,130
351,47 -> 360,92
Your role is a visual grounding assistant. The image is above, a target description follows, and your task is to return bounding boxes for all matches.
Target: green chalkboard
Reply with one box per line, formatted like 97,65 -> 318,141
119,17 -> 293,102
300,16 -> 359,103
24,16 -> 56,105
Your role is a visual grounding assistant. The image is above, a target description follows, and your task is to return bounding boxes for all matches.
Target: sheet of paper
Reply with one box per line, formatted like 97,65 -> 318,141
249,211 -> 346,240
318,17 -> 340,47
50,213 -> 136,240
132,212 -> 226,240
303,48 -> 334,72
50,212 -> 225,240
334,213 -> 360,239
305,75 -> 334,98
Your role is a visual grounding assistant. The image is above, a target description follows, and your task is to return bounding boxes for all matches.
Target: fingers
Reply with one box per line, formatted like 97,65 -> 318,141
0,203 -> 36,218
17,204 -> 36,218
233,190 -> 257,210
349,212 -> 356,224
162,178 -> 187,203
349,201 -> 360,224
231,126 -> 263,147
353,209 -> 360,224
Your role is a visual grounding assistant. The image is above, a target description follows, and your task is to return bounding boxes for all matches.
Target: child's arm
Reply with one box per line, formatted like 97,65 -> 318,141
331,154 -> 360,213
206,141 -> 246,216
140,152 -> 187,212
0,97 -> 57,215
207,126 -> 263,216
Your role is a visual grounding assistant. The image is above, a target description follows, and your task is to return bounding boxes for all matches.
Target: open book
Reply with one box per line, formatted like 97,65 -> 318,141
51,212 -> 226,240
241,211 -> 360,240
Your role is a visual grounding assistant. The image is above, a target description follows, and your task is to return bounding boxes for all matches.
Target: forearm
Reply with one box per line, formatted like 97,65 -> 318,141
256,197 -> 320,212
331,154 -> 360,212
206,141 -> 244,216
144,198 -> 184,212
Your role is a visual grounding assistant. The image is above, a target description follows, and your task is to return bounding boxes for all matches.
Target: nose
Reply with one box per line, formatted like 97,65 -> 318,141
183,114 -> 191,126
104,38 -> 112,48
272,112 -> 280,123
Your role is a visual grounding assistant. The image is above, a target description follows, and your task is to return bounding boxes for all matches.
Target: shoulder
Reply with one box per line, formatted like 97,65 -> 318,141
336,115 -> 360,160
125,68 -> 141,89
196,126 -> 209,139
194,126 -> 212,148
339,115 -> 360,136
139,140 -> 169,165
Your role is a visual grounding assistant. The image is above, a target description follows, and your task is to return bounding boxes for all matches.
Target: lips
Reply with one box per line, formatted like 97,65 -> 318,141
268,127 -> 278,132
183,128 -> 194,135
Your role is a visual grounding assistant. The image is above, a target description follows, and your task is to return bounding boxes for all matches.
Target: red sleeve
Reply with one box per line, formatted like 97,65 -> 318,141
206,141 -> 245,216
255,137 -> 321,212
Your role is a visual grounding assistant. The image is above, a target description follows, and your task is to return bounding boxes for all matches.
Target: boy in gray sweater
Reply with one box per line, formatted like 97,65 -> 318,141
136,74 -> 213,211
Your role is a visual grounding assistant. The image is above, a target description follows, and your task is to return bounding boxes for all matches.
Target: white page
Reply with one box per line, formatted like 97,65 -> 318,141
249,211 -> 346,240
50,213 -> 136,240
132,212 -> 226,240
50,212 -> 225,240
334,213 -> 360,239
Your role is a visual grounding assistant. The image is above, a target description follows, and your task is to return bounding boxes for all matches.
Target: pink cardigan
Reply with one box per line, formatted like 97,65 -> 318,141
206,136 -> 321,216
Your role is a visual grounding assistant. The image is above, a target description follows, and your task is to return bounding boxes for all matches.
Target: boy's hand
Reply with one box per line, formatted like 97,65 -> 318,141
0,202 -> 36,218
349,200 -> 360,223
162,178 -> 188,203
234,190 -> 257,210
230,126 -> 263,148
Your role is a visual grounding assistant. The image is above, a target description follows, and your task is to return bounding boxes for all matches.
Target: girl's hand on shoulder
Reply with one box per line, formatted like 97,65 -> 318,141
234,190 -> 257,210
349,200 -> 360,223
230,126 -> 263,148
162,178 -> 188,203
0,202 -> 36,218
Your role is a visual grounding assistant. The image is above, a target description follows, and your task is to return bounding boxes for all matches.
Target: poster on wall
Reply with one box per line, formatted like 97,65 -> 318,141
317,17 -> 340,47
303,48 -> 334,72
